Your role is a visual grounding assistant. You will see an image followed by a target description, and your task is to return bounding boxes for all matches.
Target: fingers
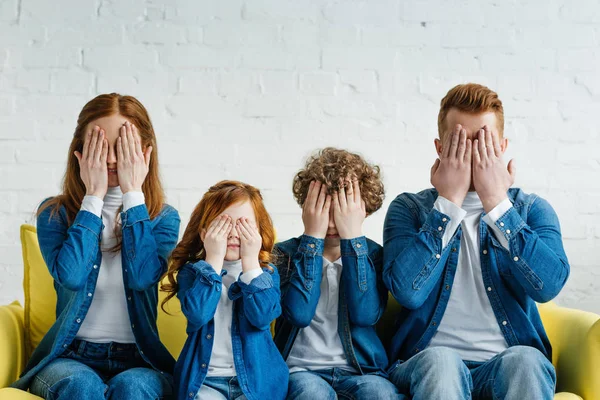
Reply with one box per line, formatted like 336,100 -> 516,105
88,128 -> 99,161
332,189 -> 341,213
306,181 -> 319,210
478,129 -> 487,161
217,217 -> 232,236
490,126 -> 502,157
127,122 -> 138,159
207,215 -> 228,235
323,194 -> 332,214
465,139 -> 472,163
237,218 -> 258,241
473,139 -> 481,165
457,128 -> 467,161
484,126 -> 494,159
449,126 -> 460,158
352,179 -> 361,204
81,126 -> 95,159
338,179 -> 347,209
92,130 -> 105,162
117,136 -> 124,163
442,124 -> 460,159
100,138 -> 108,164
316,181 -> 327,212
120,124 -> 131,161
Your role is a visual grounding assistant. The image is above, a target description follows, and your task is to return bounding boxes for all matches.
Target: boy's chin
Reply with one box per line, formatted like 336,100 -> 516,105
324,237 -> 341,247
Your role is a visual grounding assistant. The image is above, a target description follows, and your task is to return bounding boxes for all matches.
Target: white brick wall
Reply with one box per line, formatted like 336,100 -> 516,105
1,0 -> 599,314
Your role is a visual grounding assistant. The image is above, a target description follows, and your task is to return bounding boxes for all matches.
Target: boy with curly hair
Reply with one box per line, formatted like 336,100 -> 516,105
273,147 -> 402,399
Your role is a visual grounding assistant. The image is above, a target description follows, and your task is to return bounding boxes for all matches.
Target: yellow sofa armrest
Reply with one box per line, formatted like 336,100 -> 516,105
0,302 -> 26,389
539,302 -> 600,400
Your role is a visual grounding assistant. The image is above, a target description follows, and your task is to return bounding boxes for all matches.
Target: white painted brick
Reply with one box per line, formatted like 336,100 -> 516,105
51,70 -> 94,95
11,46 -> 81,69
323,0 -> 400,25
558,49 -> 600,72
244,96 -> 305,117
85,46 -> 158,72
98,0 -> 147,20
242,0 -> 320,22
300,72 -> 337,95
21,0 -> 96,22
161,46 -> 239,69
559,0 -> 600,23
0,165 -> 57,190
241,47 -> 320,70
281,23 -> 319,47
218,71 -> 262,97
165,0 -> 243,24
0,0 -> 18,22
0,96 -> 15,115
203,22 -> 280,47
97,74 -> 139,95
259,71 -> 297,95
323,48 -> 396,70
0,25 -> 46,47
127,23 -> 187,45
0,117 -> 36,139
338,70 -> 378,94
15,139 -> 70,164
167,95 -> 243,119
178,71 -> 219,94
361,24 -> 442,47
517,25 -> 597,49
47,23 -> 124,46
320,26 -> 360,47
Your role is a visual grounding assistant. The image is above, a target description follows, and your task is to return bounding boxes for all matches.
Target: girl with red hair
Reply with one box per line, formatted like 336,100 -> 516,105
162,180 -> 288,400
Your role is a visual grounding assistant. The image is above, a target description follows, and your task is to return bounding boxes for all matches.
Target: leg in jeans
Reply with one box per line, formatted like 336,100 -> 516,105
106,367 -> 174,400
388,347 -> 472,400
470,345 -> 556,400
332,369 -> 405,400
287,370 -> 337,400
196,377 -> 232,400
30,358 -> 107,400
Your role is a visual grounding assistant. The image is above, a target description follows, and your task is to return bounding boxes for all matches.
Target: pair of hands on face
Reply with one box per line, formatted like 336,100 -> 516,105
303,180 -> 366,240
203,215 -> 262,272
431,124 -> 516,212
74,121 -> 153,198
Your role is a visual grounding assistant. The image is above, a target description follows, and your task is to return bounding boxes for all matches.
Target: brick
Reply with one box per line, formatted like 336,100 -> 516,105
218,71 -> 261,96
259,71 -> 297,95
127,23 -> 186,44
12,46 -> 81,69
51,70 -> 94,95
46,22 -> 124,46
85,46 -> 158,72
244,96 -> 305,117
161,46 -> 240,68
241,47 -> 320,69
300,72 -> 337,95
323,0 -> 400,25
338,70 -> 378,94
165,0 -> 244,24
203,22 -> 280,47
167,95 -> 243,119
178,71 -> 219,94
0,0 -> 18,22
98,0 -> 147,19
323,48 -> 396,70
242,0 -> 320,22
0,165 -> 58,190
21,0 -> 96,22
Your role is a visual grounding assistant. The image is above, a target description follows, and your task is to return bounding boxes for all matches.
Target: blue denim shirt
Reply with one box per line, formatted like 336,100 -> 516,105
273,235 -> 390,376
174,260 -> 288,400
383,188 -> 570,367
12,198 -> 181,390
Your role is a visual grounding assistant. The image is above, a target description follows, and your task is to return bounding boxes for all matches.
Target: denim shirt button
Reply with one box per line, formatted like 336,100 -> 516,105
482,250 -> 488,255
87,293 -> 92,297
201,363 -> 207,368
438,226 -> 443,231
445,284 -> 450,290
435,254 -> 441,259
487,287 -> 492,292
309,243 -> 315,248
93,265 -> 98,269
505,229 -> 511,234
128,296 -> 132,301
513,256 -> 519,261
206,334 -> 212,339
356,243 -> 362,248
189,393 -> 194,398
442,217 -> 447,222
502,320 -> 507,326
63,344 -> 68,348
500,222 -> 505,227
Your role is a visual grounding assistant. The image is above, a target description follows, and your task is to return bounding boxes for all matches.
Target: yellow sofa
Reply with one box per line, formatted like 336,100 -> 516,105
0,224 -> 598,399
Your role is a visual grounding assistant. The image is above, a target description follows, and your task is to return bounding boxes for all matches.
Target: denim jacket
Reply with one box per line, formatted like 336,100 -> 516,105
174,260 -> 288,400
273,235 -> 389,375
12,198 -> 180,390
383,188 -> 570,367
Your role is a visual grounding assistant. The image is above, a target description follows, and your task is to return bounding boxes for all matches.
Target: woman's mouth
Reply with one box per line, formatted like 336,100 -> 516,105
227,244 -> 240,249
108,168 -> 117,175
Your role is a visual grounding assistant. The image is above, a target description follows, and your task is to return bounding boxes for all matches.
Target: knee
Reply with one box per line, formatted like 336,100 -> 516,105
50,370 -> 105,395
288,373 -> 335,400
417,347 -> 467,374
108,368 -> 173,399
499,346 -> 555,381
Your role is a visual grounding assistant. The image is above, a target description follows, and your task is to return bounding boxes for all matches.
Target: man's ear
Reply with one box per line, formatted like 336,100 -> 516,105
434,138 -> 443,157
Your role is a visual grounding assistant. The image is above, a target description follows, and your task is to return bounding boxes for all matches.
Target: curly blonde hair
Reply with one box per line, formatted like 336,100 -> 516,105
292,147 -> 385,215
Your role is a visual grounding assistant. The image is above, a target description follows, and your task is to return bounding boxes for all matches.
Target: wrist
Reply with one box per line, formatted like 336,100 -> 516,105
339,229 -> 363,240
482,194 -> 508,214
303,230 -> 325,239
439,192 -> 465,208
241,257 -> 261,271
205,255 -> 224,273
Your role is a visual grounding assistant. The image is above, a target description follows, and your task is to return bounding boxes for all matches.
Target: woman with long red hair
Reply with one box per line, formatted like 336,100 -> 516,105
12,93 -> 180,399
161,180 -> 288,400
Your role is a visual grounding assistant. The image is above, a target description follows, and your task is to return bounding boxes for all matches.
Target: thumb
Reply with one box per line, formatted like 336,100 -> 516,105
507,159 -> 516,182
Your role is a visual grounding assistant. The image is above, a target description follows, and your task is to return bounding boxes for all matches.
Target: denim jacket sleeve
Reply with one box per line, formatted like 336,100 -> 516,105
383,195 -> 453,310
340,237 -> 387,327
121,204 -> 181,291
279,235 -> 324,328
486,196 -> 570,302
177,260 -> 223,333
229,266 -> 282,331
37,200 -> 103,291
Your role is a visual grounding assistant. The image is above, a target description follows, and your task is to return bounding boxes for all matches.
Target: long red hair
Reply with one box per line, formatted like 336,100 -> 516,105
161,180 -> 275,312
38,93 -> 165,224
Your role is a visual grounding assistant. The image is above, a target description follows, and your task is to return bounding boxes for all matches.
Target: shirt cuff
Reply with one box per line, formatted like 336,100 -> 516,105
482,198 -> 513,250
239,268 -> 263,284
123,191 -> 145,212
80,195 -> 104,218
434,196 -> 467,248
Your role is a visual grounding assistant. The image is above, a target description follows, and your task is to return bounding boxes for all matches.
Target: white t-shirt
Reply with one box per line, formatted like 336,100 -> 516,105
207,260 -> 263,377
76,186 -> 144,343
286,256 -> 355,373
428,192 -> 512,362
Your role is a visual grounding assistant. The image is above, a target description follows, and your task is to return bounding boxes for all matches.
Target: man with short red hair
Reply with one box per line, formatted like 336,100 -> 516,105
383,83 -> 569,399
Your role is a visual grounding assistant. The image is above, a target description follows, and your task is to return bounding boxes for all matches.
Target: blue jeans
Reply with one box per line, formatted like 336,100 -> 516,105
389,346 -> 556,400
194,376 -> 246,400
30,339 -> 173,400
287,368 -> 404,400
